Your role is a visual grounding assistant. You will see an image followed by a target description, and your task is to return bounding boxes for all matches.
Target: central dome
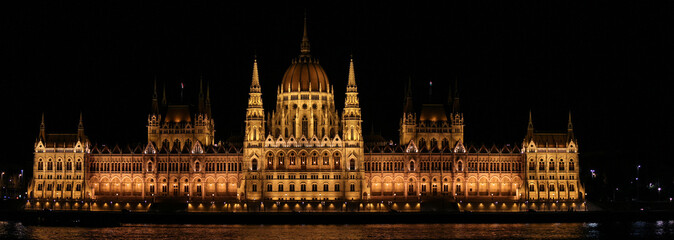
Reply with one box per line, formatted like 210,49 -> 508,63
281,58 -> 329,92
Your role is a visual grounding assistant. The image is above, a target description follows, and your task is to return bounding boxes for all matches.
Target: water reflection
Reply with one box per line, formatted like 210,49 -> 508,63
2,221 -> 674,239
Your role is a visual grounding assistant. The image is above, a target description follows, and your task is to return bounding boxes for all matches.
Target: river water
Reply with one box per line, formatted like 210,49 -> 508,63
2,221 -> 674,239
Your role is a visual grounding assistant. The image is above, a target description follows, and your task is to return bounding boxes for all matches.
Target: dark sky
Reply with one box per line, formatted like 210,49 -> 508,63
3,1 -> 673,188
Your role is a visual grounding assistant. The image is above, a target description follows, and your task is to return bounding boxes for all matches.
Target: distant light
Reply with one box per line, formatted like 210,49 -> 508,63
429,81 -> 433,86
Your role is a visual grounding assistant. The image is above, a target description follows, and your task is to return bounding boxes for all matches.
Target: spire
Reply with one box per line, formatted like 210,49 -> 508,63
527,110 -> 534,138
250,57 -> 261,92
300,13 -> 311,57
152,77 -> 159,114
205,81 -> 211,117
78,112 -> 85,139
347,56 -> 357,91
404,77 -> 414,113
78,112 -> 83,129
567,111 -> 574,140
452,78 -> 460,113
39,113 -> 45,141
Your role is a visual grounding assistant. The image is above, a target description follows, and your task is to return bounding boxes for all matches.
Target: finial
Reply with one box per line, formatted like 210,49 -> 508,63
300,12 -> 311,57
568,111 -> 573,129
40,113 -> 45,128
78,111 -> 84,129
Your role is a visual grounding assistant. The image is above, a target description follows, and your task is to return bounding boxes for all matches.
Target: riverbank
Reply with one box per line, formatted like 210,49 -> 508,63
2,209 -> 674,226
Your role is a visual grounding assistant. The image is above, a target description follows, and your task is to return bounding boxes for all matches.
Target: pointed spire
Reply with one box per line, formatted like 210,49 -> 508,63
39,113 -> 46,141
404,77 -> 414,113
78,111 -> 85,139
452,78 -> 460,113
527,110 -> 534,138
205,81 -> 212,117
347,56 -> 357,91
152,77 -> 159,114
300,12 -> 311,57
78,111 -> 83,129
250,57 -> 261,92
567,111 -> 574,140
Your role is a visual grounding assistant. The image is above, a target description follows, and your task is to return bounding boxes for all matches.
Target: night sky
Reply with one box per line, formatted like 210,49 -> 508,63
3,2 -> 673,197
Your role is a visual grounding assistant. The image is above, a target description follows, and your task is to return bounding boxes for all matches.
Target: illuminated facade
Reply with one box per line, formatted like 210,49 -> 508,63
27,20 -> 584,204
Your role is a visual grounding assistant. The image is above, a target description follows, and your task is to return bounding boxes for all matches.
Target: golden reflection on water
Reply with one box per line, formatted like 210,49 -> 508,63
2,221 -> 674,240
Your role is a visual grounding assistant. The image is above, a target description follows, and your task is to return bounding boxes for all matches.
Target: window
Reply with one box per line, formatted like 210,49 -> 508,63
67,162 -> 72,171
162,185 -> 167,193
195,162 -> 200,172
267,184 -> 273,192
184,185 -> 189,193
410,161 -> 415,171
569,184 -> 575,191
37,184 -> 43,190
457,161 -> 463,171
334,184 -> 340,192
312,183 -> 317,192
267,153 -> 274,169
252,184 -> 257,192
421,184 -> 427,192
441,138 -> 449,149
349,159 -> 356,171
301,116 -> 308,137
301,184 -> 307,192
150,185 -> 155,193
289,184 -> 295,192
323,183 -> 329,191
418,138 -> 426,149
549,161 -> 555,171
312,153 -> 318,165
38,161 -> 43,170
289,153 -> 296,165
251,159 -> 258,171
430,138 -> 438,149
408,184 -> 414,193
278,184 -> 284,192
549,184 -> 555,191
148,162 -> 153,171
57,162 -> 62,171
529,161 -> 535,171
539,161 -> 545,171
76,161 -> 82,171
529,185 -> 535,192
539,184 -> 545,192
76,184 -> 82,191
350,183 -> 355,192
66,184 -> 72,191
456,184 -> 461,193
323,155 -> 329,165
569,162 -> 575,171
559,184 -> 566,191
196,185 -> 202,194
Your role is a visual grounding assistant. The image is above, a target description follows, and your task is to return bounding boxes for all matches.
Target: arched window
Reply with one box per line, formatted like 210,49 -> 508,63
173,139 -> 181,150
549,159 -> 555,171
284,128 -> 289,138
185,139 -> 192,150
278,152 -> 285,166
251,159 -> 258,171
528,161 -> 535,170
313,117 -> 318,137
334,152 -> 341,169
289,152 -> 296,165
57,161 -> 62,171
430,138 -> 438,149
539,184 -> 545,192
409,160 -> 415,171
418,138 -> 426,149
569,184 -> 575,191
301,116 -> 308,137
539,160 -> 545,171
549,184 -> 555,191
76,161 -> 82,171
349,159 -> 356,171
267,152 -> 274,169
457,161 -> 463,171
148,162 -> 153,172
162,139 -> 170,149
529,185 -> 535,192
559,184 -> 566,191
350,128 -> 354,140
38,161 -> 44,170
569,162 -> 575,171
559,162 -> 565,171
195,162 -> 200,172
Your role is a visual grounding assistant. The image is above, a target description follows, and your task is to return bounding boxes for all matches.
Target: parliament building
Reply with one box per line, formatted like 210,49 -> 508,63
27,20 -> 585,210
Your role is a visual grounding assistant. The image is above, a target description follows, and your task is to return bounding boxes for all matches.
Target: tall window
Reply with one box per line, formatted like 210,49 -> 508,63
148,162 -> 153,172
312,183 -> 317,192
38,161 -> 43,170
313,117 -> 318,137
408,184 -> 414,193
559,162 -> 565,171
334,184 -> 340,192
539,184 -> 545,192
539,161 -> 545,171
349,159 -> 356,171
267,184 -> 273,192
195,162 -> 200,171
549,160 -> 555,171
66,162 -> 72,171
323,183 -> 329,191
529,161 -> 535,171
278,184 -> 284,192
529,185 -> 535,192
76,162 -> 82,171
278,153 -> 285,166
312,153 -> 318,165
57,162 -> 62,171
251,159 -> 258,171
350,183 -> 355,192
569,162 -> 575,171
410,161 -> 415,171
302,116 -> 308,137
289,153 -> 296,165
